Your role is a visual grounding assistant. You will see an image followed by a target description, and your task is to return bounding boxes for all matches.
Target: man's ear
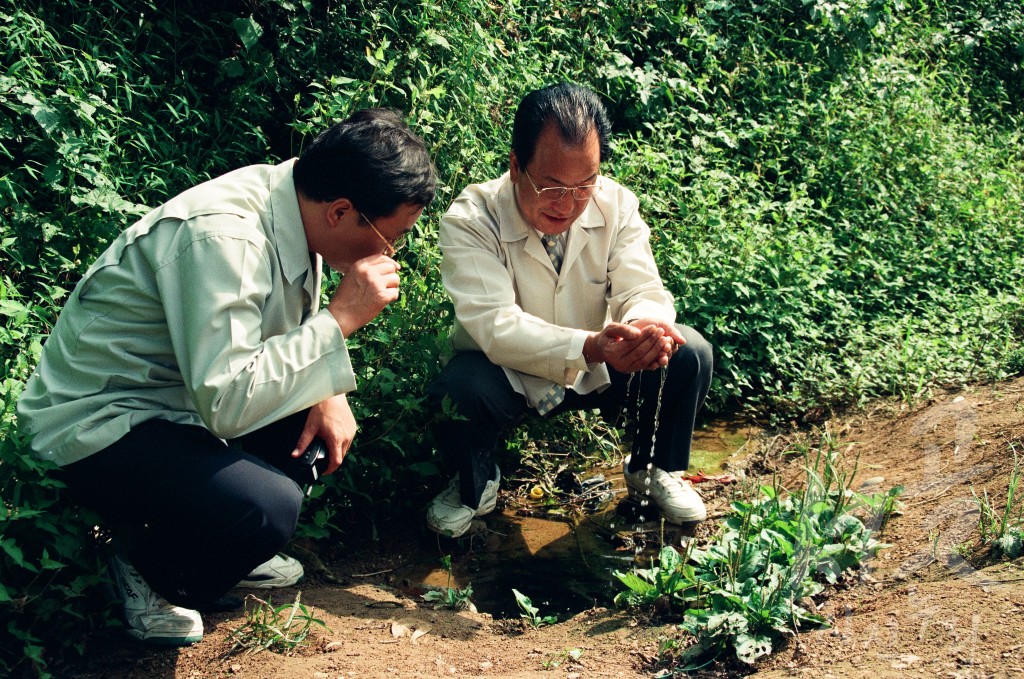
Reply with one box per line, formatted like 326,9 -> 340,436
509,151 -> 521,181
326,197 -> 354,228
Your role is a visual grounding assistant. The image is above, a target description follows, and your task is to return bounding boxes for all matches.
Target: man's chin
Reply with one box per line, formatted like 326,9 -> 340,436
541,215 -> 573,231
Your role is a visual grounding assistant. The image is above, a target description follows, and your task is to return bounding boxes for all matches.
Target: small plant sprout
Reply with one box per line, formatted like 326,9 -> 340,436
421,554 -> 476,611
929,529 -> 942,560
512,589 -> 557,628
953,542 -> 974,559
542,647 -> 583,669
971,442 -> 1024,559
856,484 -> 904,533
226,593 -> 329,655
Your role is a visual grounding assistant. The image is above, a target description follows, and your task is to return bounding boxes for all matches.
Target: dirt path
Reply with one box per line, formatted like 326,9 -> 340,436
58,378 -> 1024,678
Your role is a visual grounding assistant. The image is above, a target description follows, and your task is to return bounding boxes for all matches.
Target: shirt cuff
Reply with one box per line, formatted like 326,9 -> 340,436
563,329 -> 594,388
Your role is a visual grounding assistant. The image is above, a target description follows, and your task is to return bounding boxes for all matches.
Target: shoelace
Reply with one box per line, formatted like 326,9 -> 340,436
647,469 -> 695,495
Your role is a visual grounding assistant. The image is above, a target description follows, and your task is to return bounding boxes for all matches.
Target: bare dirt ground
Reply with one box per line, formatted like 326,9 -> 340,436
57,377 -> 1024,679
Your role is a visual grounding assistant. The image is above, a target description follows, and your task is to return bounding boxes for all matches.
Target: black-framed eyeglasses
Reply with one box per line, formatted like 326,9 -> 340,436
523,169 -> 601,202
360,212 -> 406,257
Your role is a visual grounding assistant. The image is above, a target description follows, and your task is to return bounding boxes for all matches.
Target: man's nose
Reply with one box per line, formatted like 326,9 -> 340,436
552,191 -> 575,211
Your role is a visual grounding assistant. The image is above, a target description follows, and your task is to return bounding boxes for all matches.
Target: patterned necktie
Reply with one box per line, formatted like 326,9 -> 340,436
536,232 -> 567,414
541,233 -> 565,273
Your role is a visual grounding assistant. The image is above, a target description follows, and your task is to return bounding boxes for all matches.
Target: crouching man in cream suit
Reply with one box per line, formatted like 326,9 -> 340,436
426,83 -> 713,538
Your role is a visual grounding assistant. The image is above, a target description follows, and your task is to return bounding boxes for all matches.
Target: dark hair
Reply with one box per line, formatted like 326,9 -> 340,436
293,108 -> 437,219
511,82 -> 612,169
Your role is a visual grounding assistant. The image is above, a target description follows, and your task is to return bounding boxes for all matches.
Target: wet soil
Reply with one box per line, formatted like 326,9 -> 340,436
55,377 -> 1024,678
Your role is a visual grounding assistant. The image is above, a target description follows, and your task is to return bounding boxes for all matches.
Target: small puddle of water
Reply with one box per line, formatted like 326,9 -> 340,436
688,420 -> 758,475
406,417 -> 758,620
408,509 -> 634,620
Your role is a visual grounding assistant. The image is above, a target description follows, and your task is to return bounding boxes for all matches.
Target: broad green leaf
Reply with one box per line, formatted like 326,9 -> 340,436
232,16 -> 264,51
735,632 -> 773,664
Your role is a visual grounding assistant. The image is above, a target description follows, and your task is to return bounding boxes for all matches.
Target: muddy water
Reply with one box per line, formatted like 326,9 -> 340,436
411,513 -> 633,619
688,419 -> 758,475
406,418 -> 758,620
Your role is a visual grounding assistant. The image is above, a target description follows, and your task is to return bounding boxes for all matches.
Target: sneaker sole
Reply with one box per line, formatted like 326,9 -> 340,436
124,629 -> 203,646
235,574 -> 304,589
124,630 -> 202,647
428,517 -> 487,539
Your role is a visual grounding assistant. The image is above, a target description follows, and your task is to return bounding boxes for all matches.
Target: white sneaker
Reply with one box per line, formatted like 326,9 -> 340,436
236,554 -> 304,588
108,554 -> 203,646
623,457 -> 707,523
426,468 -> 501,538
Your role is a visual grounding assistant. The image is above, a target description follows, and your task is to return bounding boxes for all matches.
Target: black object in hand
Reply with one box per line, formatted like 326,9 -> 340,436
299,437 -> 329,485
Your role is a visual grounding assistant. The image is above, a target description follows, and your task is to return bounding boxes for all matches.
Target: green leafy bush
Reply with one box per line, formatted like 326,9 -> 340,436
0,401 -> 109,678
617,438 -> 896,667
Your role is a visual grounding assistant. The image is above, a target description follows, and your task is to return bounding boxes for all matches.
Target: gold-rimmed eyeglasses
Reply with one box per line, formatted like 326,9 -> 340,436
359,212 -> 406,257
523,169 -> 601,202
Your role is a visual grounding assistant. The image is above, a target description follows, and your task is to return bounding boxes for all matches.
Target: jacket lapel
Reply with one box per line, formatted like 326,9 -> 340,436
492,173 -> 606,276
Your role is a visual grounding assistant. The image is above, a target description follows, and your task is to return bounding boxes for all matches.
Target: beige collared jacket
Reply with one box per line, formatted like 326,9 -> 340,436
440,172 -> 677,409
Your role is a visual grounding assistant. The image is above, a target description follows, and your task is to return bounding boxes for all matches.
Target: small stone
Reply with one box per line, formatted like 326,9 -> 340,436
479,661 -> 493,671
229,665 -> 241,674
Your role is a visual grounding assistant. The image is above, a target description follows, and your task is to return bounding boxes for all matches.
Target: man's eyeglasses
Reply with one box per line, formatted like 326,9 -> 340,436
523,169 -> 601,202
360,212 -> 406,257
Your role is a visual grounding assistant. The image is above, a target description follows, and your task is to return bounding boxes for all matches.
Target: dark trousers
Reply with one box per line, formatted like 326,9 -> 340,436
427,325 -> 713,508
61,411 -> 312,609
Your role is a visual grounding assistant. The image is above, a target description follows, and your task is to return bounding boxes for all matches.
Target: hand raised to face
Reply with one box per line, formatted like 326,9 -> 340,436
326,254 -> 401,337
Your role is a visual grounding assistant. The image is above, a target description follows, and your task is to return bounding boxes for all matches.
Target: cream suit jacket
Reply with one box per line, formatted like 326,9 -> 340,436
440,172 -> 677,409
